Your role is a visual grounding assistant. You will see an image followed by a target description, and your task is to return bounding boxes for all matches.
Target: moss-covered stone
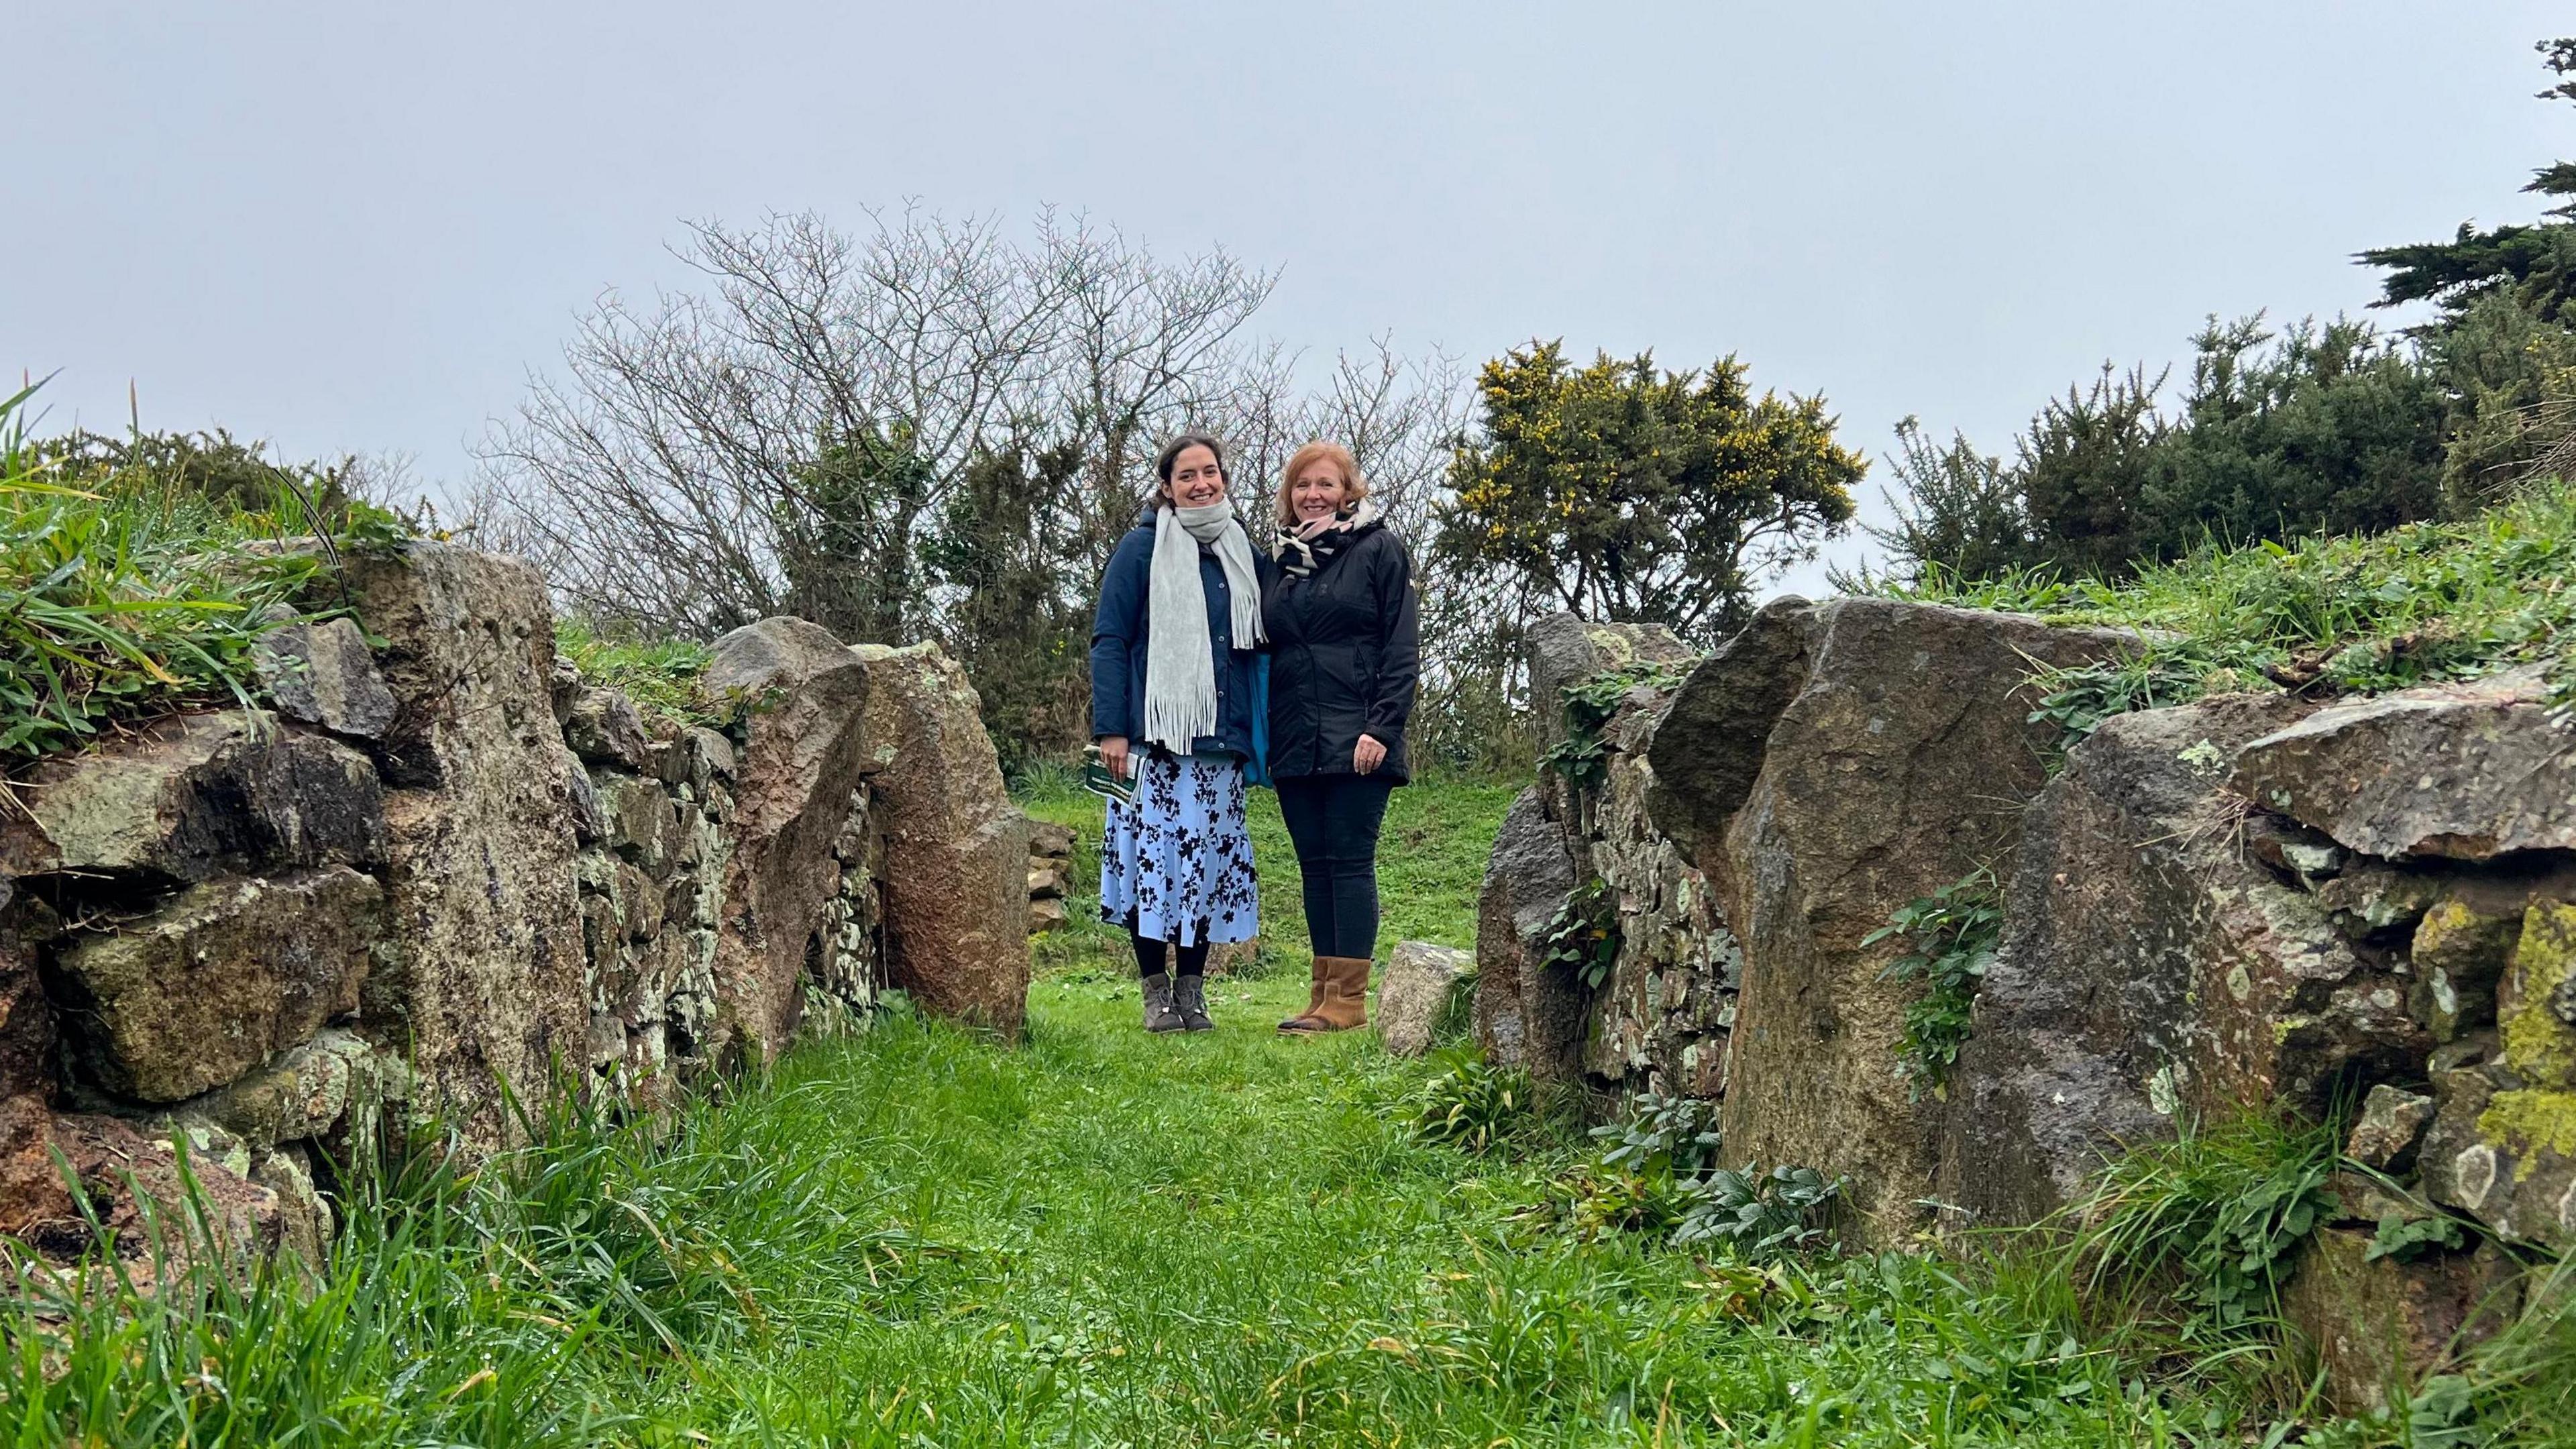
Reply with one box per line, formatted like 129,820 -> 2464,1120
2414,898 -> 2522,983
2499,902 -> 2576,1089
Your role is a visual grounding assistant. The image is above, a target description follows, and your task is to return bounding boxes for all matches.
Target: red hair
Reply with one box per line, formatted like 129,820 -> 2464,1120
1275,441 -> 1367,528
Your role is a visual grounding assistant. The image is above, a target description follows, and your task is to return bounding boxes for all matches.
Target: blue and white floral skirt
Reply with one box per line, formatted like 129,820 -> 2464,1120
1099,751 -> 1259,946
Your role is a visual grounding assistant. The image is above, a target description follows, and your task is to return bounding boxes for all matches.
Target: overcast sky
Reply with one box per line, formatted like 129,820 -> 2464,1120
11,2 -> 2569,594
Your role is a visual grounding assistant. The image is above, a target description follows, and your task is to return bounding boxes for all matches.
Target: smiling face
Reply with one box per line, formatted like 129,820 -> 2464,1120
1290,460 -> 1350,523
1163,444 -> 1228,507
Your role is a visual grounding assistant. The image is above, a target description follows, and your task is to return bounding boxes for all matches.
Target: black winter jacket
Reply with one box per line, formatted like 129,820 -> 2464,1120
1089,519 -> 1269,760
1262,521 -> 1421,784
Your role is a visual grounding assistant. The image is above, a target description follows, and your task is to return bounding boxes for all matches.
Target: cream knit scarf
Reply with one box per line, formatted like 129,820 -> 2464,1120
1143,502 -> 1265,753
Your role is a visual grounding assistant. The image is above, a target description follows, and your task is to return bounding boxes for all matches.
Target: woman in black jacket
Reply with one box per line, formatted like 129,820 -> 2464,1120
1263,441 -> 1420,1034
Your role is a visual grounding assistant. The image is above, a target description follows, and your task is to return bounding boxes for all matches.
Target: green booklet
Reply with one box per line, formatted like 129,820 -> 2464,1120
1082,744 -> 1136,806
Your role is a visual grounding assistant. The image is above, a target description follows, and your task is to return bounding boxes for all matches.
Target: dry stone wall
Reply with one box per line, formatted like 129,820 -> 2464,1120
0,542 -> 1030,1270
1477,602 -> 2576,1408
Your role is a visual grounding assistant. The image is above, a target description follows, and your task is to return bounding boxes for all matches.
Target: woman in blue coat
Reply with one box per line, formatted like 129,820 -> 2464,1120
1089,433 -> 1269,1033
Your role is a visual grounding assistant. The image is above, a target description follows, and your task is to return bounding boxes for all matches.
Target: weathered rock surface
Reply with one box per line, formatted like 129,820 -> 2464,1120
172,1026 -> 404,1158
2347,1085 -> 2437,1174
563,684 -> 655,773
2420,1044 -> 2576,1248
704,617 -> 877,1058
1941,693 -> 2416,1228
342,543 -> 586,1143
1660,598 -> 2137,1244
2282,1229 -> 2521,1414
1029,820 -> 1076,859
1525,612 -> 1699,759
2412,900 -> 2576,1248
50,867 -> 383,1103
0,711 -> 384,885
1474,787 -> 1580,1074
1028,820 -> 1074,934
1582,690 -> 1738,1099
1642,596 -> 1817,868
0,926 -> 61,1236
19,1113 -> 315,1273
850,642 -> 1030,1036
1378,941 -> 1472,1057
252,616 -> 398,739
2232,667 -> 2576,861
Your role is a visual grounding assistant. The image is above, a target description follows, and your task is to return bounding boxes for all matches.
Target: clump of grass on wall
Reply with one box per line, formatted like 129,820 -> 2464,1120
0,381 -> 409,765
2062,1110 -> 2343,1413
553,616 -> 720,729
1872,478 -> 2576,733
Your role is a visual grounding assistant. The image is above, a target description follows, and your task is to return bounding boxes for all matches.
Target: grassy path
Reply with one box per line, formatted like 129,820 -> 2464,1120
590,972 -> 2169,1446
11,779 -> 2243,1447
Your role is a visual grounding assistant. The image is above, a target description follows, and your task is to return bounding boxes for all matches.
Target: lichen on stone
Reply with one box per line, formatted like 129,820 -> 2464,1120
2500,902 -> 2576,1089
2477,1087 -> 2576,1158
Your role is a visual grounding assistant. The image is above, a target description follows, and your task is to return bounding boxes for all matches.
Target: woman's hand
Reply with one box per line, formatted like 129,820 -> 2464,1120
1100,736 -> 1131,780
1353,734 -> 1387,775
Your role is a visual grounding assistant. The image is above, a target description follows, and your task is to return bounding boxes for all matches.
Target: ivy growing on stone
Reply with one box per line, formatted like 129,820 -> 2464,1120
2367,1210 -> 2467,1263
1540,661 -> 1690,789
1865,868 -> 2003,1100
1541,877 -> 1621,989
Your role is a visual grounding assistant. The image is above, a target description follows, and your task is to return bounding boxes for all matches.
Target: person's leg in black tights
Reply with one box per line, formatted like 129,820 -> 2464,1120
1322,777 -> 1393,961
1130,926 -> 1166,979
1276,778 -> 1338,955
1277,775 -> 1394,959
1129,929 -> 1210,981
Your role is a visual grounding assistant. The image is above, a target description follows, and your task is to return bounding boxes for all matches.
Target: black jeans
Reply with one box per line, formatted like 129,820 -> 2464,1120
1130,928 -> 1208,980
1275,774 -> 1394,959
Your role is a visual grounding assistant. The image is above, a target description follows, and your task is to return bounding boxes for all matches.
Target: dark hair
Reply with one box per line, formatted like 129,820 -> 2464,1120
1154,433 -> 1228,488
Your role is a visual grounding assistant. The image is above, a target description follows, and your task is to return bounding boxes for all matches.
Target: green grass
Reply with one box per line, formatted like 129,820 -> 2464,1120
554,616 -> 722,729
1870,476 -> 2576,724
7,981 -> 2269,1448
0,382 -> 408,765
13,767 -> 2564,1445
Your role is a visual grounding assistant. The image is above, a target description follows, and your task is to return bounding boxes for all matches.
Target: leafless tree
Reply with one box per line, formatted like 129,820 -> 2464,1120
479,207 -> 1279,643
478,205 -> 1496,761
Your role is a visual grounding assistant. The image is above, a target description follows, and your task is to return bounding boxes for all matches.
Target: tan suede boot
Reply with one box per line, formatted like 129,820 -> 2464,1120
1283,956 -> 1371,1034
1277,956 -> 1331,1033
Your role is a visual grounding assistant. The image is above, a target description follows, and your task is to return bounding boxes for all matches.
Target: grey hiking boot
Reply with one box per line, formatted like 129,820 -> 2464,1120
1174,973 -> 1214,1032
1142,973 -> 1184,1033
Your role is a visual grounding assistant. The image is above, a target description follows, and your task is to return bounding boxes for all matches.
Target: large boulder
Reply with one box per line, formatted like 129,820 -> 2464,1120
49,867 -> 384,1103
1378,941 -> 1472,1058
1650,597 -> 2137,1244
704,616 -> 878,1059
851,642 -> 1030,1037
0,711 -> 384,885
2231,667 -> 2576,861
341,543 -> 586,1144
1474,787 -> 1580,1074
1642,596 -> 1817,867
1941,693 -> 2378,1228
